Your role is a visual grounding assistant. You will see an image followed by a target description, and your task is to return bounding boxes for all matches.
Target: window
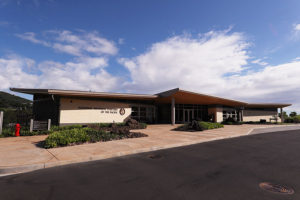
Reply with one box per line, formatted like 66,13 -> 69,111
131,105 -> 156,123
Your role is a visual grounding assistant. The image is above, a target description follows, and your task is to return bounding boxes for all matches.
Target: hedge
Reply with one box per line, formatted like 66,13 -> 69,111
175,121 -> 224,132
199,121 -> 224,130
44,128 -> 92,148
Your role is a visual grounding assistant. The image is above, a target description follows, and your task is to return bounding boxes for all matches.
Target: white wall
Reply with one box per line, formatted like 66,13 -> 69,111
59,97 -> 131,124
243,109 -> 280,122
208,107 -> 223,123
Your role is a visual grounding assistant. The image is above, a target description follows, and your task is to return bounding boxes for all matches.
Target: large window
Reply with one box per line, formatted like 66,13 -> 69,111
223,107 -> 240,121
175,104 -> 208,123
131,105 -> 156,123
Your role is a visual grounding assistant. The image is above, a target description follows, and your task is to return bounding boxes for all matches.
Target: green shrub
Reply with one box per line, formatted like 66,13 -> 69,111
0,128 -> 14,137
50,125 -> 83,131
199,121 -> 224,130
285,116 -> 300,123
85,129 -> 118,142
97,123 -> 112,128
44,128 -> 91,148
174,121 -> 223,132
97,122 -> 126,127
0,127 -> 51,137
221,121 -> 243,125
138,123 -> 147,129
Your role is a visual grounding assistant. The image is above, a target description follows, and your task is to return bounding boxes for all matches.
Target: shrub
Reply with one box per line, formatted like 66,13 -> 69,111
138,123 -> 147,129
174,121 -> 223,132
284,116 -> 300,123
44,128 -> 91,148
50,125 -> 83,131
199,121 -> 224,130
97,123 -> 112,128
174,124 -> 189,131
0,128 -> 14,137
44,126 -> 148,148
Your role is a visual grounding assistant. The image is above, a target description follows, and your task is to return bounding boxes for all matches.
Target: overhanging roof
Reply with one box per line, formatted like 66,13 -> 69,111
10,87 -> 291,108
10,88 -> 158,101
156,88 -> 247,107
246,103 -> 292,108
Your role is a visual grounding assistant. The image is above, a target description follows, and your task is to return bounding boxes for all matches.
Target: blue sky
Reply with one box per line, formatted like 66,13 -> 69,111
1,0 -> 300,112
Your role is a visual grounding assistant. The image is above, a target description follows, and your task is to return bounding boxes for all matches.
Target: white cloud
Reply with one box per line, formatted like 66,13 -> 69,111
15,32 -> 50,46
2,30 -> 120,92
251,59 -> 268,66
291,23 -> 300,40
7,28 -> 300,112
16,30 -> 118,57
0,55 -> 118,92
119,30 -> 300,112
294,24 -> 300,31
52,43 -> 82,56
119,30 -> 250,94
0,55 -> 39,90
53,30 -> 118,56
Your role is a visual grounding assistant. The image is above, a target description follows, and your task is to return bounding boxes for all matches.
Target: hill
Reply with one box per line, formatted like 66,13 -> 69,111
0,91 -> 32,109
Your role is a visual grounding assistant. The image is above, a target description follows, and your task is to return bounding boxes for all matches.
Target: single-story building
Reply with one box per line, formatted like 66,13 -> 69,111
10,88 -> 291,126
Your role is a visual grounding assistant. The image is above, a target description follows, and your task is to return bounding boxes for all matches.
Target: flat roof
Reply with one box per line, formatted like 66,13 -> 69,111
10,87 -> 291,108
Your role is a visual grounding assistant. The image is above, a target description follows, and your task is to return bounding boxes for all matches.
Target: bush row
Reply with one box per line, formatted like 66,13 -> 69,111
284,116 -> 300,123
199,121 -> 224,130
44,127 -> 147,148
0,127 -> 50,138
0,121 -> 147,138
175,121 -> 224,132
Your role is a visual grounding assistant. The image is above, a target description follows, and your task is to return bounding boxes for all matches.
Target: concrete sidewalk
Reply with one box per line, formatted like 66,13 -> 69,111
1,124 -> 300,175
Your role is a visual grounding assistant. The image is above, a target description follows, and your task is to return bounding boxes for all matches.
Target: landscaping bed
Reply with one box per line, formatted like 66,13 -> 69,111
174,120 -> 224,132
44,127 -> 147,148
0,119 -> 148,148
44,119 -> 148,148
0,127 -> 50,138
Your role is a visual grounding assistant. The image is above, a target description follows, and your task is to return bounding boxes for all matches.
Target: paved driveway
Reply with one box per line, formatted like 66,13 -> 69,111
0,124 -> 300,175
1,129 -> 300,199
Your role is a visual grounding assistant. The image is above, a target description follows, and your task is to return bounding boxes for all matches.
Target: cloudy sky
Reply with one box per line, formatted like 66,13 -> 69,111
1,0 -> 300,112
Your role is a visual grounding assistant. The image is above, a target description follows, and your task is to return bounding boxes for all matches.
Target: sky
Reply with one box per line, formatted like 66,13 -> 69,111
1,0 -> 300,112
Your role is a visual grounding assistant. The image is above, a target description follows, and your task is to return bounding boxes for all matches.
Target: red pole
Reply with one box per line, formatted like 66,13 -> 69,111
15,123 -> 20,137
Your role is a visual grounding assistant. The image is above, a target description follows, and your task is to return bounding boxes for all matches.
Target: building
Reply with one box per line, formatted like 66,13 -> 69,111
10,88 -> 291,126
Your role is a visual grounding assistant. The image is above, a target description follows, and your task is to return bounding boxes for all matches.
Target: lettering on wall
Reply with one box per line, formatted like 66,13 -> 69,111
76,106 -> 127,116
99,108 -> 118,114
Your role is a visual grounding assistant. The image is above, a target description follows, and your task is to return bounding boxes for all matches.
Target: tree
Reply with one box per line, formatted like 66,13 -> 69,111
279,111 -> 288,118
290,112 -> 297,117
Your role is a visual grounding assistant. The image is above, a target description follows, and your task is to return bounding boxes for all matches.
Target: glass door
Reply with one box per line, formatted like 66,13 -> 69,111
183,109 -> 194,123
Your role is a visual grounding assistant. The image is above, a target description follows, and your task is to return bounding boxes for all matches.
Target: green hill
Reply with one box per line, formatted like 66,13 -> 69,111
0,91 -> 32,109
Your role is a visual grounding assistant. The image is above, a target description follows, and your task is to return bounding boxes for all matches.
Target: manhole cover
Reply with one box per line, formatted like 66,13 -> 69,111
148,154 -> 163,159
259,182 -> 294,195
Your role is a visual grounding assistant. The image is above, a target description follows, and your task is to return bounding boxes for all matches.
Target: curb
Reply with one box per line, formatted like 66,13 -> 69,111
246,125 -> 300,135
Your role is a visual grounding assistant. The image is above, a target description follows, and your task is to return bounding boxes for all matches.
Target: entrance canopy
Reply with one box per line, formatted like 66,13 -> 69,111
156,88 -> 247,107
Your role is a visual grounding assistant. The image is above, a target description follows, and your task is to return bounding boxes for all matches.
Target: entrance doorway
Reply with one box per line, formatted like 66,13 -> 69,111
183,109 -> 194,123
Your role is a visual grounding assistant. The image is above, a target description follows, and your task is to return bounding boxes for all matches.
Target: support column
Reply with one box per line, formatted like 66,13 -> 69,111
241,109 -> 243,122
0,111 -> 3,135
171,97 -> 175,125
280,107 -> 284,123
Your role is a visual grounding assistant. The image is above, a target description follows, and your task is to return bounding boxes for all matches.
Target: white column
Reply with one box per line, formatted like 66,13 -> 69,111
280,107 -> 284,123
0,111 -> 3,135
171,97 -> 175,125
30,119 -> 34,132
48,119 -> 51,131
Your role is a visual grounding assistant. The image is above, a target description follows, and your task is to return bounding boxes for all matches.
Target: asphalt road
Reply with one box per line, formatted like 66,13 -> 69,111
1,130 -> 300,200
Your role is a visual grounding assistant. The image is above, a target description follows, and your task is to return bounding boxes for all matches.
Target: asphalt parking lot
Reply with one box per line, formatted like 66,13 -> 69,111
1,129 -> 300,200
